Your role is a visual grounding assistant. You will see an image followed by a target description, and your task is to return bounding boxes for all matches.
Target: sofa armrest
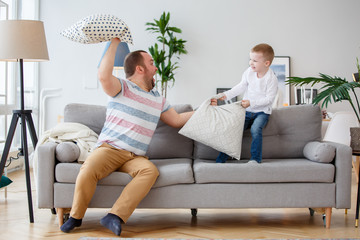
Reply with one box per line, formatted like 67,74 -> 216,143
36,142 -> 57,209
325,141 -> 352,209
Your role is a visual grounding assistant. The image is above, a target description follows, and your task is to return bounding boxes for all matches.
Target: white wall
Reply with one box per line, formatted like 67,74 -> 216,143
39,0 -> 360,130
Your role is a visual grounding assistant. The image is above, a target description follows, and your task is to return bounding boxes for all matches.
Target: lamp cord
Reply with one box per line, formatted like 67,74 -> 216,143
5,149 -> 22,168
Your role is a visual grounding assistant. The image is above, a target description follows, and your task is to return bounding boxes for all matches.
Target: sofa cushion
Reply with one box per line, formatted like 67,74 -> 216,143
303,141 -> 336,163
146,104 -> 194,159
150,159 -> 195,187
64,103 -> 106,135
194,104 -> 322,160
193,141 -> 220,160
193,158 -> 334,183
64,103 -> 194,158
243,105 -> 322,159
179,98 -> 245,160
60,14 -> 133,44
55,158 -> 194,188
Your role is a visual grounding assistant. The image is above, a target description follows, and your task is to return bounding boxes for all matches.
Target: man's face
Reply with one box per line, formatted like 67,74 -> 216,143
141,52 -> 158,88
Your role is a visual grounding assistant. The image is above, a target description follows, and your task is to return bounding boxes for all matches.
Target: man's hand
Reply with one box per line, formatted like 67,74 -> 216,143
210,98 -> 218,106
111,37 -> 121,44
241,100 -> 250,108
210,93 -> 226,106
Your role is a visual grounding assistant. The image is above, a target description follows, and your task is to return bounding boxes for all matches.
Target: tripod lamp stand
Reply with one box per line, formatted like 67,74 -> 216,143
0,20 -> 49,223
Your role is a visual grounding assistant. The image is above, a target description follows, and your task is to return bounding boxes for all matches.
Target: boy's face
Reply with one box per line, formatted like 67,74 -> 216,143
249,51 -> 271,74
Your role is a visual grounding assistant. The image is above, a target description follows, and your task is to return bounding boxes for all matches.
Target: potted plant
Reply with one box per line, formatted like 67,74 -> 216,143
145,12 -> 187,98
286,60 -> 360,150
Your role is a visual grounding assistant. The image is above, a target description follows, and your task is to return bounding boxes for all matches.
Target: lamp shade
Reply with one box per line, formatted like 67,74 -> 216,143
0,20 -> 49,62
98,41 -> 130,68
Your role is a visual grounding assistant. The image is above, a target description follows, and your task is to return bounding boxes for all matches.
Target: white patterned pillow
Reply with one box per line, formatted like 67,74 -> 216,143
179,96 -> 245,160
60,14 -> 133,44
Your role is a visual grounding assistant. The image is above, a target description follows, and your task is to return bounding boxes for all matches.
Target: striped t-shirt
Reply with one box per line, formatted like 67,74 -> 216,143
96,78 -> 171,156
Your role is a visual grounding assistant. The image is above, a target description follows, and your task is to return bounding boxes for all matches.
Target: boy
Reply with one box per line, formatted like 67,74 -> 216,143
211,43 -> 278,164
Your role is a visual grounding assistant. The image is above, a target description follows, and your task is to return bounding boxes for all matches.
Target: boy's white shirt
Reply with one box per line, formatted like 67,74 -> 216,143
224,67 -> 278,114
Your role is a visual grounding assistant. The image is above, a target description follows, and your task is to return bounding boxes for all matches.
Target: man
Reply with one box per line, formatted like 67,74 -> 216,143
60,38 -> 193,236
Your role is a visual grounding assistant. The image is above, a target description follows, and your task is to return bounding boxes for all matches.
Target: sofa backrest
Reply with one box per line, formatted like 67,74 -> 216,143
64,103 -> 321,160
64,103 -> 106,135
64,103 -> 194,159
194,104 -> 322,160
146,104 -> 194,159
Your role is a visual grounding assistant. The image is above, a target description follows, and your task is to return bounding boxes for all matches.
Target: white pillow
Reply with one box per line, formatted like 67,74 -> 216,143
60,14 -> 133,44
179,96 -> 245,160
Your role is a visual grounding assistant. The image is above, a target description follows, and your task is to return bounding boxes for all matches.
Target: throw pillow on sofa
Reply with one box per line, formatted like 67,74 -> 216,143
179,95 -> 245,160
303,141 -> 336,163
56,142 -> 81,163
60,14 -> 133,44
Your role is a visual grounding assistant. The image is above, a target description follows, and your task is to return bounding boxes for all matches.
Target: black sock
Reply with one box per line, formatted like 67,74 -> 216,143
60,217 -> 82,233
100,213 -> 122,236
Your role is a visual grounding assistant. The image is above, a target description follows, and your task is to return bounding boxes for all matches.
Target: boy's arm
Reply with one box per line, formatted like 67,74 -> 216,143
210,72 -> 247,106
223,73 -> 248,100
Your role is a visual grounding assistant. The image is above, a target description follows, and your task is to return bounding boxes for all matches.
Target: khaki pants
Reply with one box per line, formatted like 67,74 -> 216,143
70,143 -> 159,223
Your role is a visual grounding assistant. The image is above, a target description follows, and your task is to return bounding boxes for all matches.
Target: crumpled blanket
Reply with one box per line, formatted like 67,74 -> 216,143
32,122 -> 99,178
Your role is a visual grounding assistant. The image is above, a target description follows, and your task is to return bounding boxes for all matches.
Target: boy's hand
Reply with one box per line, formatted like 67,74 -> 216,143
218,93 -> 226,101
241,100 -> 250,108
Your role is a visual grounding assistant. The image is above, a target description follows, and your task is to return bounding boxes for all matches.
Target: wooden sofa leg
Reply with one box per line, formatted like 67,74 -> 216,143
325,207 -> 332,229
57,208 -> 64,227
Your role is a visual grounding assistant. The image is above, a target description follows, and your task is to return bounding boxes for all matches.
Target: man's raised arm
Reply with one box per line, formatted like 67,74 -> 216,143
98,38 -> 122,97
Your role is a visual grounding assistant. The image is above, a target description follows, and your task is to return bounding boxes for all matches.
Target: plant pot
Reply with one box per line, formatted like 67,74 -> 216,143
350,127 -> 360,152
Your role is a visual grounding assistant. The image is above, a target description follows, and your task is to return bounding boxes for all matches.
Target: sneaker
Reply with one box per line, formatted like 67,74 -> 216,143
247,160 -> 259,164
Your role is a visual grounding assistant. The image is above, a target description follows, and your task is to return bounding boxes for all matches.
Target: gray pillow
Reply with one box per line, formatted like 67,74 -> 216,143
303,141 -> 336,163
56,142 -> 80,163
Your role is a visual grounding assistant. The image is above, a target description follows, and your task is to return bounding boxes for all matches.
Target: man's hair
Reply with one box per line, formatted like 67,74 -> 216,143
251,43 -> 275,64
124,50 -> 147,78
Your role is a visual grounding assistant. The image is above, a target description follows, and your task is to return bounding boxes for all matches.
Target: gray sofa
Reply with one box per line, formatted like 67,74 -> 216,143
36,103 -> 352,229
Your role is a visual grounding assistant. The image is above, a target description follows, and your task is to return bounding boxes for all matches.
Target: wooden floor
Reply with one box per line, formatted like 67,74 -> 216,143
1,169 -> 360,240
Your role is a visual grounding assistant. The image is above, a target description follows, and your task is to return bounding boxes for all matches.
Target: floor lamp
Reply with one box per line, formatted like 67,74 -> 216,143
0,20 -> 49,223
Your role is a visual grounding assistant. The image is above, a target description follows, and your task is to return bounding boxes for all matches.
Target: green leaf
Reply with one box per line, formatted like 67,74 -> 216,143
145,11 -> 187,95
168,27 -> 182,33
286,73 -> 360,122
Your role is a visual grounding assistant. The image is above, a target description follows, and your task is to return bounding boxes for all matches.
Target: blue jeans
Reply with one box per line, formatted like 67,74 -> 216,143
244,111 -> 269,163
216,111 -> 269,163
